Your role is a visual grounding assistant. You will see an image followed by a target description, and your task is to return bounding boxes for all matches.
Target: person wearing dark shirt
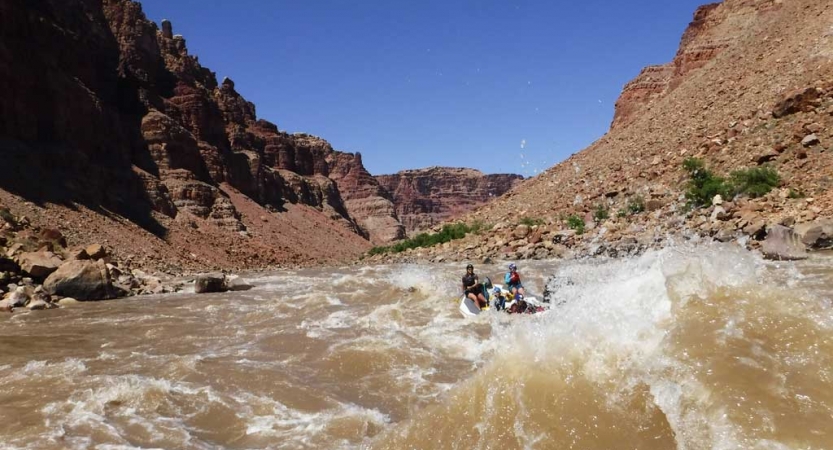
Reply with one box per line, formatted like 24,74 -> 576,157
462,263 -> 488,310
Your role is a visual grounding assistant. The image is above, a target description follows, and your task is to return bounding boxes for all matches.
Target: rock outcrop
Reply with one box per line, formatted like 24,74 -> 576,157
327,152 -> 405,244
0,0 -> 405,269
376,168 -> 523,233
44,260 -> 116,301
611,2 -> 750,128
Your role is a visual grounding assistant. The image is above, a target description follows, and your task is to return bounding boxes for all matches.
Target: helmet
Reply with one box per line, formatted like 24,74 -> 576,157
466,264 -> 474,270
493,287 -> 501,294
508,263 -> 517,271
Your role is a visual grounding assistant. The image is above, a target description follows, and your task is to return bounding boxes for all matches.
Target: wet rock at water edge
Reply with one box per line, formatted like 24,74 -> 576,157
44,260 -> 117,300
195,273 -> 227,293
794,219 -> 833,249
27,298 -> 49,310
5,286 -> 29,307
224,274 -> 253,291
762,225 -> 808,261
57,297 -> 80,306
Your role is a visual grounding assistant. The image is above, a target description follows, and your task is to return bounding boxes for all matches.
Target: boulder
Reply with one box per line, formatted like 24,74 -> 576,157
224,275 -> 253,292
714,228 -> 737,243
513,224 -> 531,239
27,299 -> 48,310
761,225 -> 808,261
44,260 -> 116,300
57,297 -> 80,306
772,87 -> 822,118
85,244 -> 107,260
743,221 -> 767,240
38,229 -> 67,247
195,273 -> 227,294
68,248 -> 91,260
6,243 -> 23,258
17,252 -> 63,280
5,286 -> 29,307
794,220 -> 833,249
801,134 -> 820,147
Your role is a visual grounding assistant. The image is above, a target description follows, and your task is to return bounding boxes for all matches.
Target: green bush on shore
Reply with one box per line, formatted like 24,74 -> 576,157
519,217 -> 545,227
683,158 -> 780,208
566,215 -> 585,235
729,166 -> 780,198
683,157 -> 729,208
627,195 -> 645,215
593,204 -> 609,222
367,221 -> 488,256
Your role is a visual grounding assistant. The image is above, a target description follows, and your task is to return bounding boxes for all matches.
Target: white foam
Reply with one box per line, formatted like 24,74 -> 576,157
235,391 -> 390,447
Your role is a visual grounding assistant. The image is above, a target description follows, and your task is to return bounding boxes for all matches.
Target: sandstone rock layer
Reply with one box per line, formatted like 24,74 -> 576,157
376,168 -> 523,234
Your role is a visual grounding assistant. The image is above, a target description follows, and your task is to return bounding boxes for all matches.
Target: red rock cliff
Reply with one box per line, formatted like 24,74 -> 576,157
612,2 -> 739,129
0,0 -> 405,268
376,168 -> 523,233
326,151 -> 406,244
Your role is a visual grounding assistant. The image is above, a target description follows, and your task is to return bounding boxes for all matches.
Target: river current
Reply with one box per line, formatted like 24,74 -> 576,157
1,243 -> 832,449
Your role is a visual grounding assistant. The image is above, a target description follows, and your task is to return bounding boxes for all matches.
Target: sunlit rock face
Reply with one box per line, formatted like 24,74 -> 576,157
376,167 -> 523,234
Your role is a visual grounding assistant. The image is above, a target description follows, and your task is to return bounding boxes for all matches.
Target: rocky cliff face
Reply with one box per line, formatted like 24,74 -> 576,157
376,168 -> 523,233
326,151 -> 405,244
0,0 -> 156,227
0,0 -> 414,268
612,2 -> 736,128
101,0 -> 370,235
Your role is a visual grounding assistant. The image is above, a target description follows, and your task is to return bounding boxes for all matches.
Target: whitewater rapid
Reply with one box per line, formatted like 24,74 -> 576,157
1,244 -> 831,449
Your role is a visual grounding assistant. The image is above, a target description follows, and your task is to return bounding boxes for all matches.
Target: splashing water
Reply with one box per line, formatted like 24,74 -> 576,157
1,245 -> 831,449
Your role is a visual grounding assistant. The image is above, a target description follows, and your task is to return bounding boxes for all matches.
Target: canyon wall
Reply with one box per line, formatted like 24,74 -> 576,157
376,168 -> 523,233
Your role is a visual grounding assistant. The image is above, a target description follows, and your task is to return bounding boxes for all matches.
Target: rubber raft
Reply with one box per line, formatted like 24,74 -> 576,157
459,284 -> 548,317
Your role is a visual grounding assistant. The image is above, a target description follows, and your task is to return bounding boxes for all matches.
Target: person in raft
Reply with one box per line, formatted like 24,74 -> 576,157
462,264 -> 488,310
504,263 -> 525,300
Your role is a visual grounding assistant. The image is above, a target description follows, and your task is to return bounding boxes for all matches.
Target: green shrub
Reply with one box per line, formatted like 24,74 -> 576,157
729,166 -> 780,198
593,205 -> 609,222
627,195 -> 646,215
683,158 -> 781,208
566,215 -> 585,235
617,209 -> 628,218
366,222 -> 487,255
519,217 -> 545,227
683,158 -> 729,208
788,188 -> 805,199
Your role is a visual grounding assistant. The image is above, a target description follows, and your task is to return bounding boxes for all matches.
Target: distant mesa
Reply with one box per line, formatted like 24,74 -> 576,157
376,167 -> 523,234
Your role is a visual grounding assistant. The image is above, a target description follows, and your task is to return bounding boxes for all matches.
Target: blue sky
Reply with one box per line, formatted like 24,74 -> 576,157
137,0 -> 707,176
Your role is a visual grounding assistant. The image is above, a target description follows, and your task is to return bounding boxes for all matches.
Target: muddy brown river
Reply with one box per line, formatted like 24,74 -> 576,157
1,244 -> 832,449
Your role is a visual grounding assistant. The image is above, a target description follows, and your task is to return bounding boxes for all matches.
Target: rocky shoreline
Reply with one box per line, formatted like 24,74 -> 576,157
364,189 -> 832,266
0,205 -> 258,313
6,182 -> 830,315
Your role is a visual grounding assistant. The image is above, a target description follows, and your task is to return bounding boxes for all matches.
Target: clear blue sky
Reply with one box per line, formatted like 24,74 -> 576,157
137,0 -> 707,176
